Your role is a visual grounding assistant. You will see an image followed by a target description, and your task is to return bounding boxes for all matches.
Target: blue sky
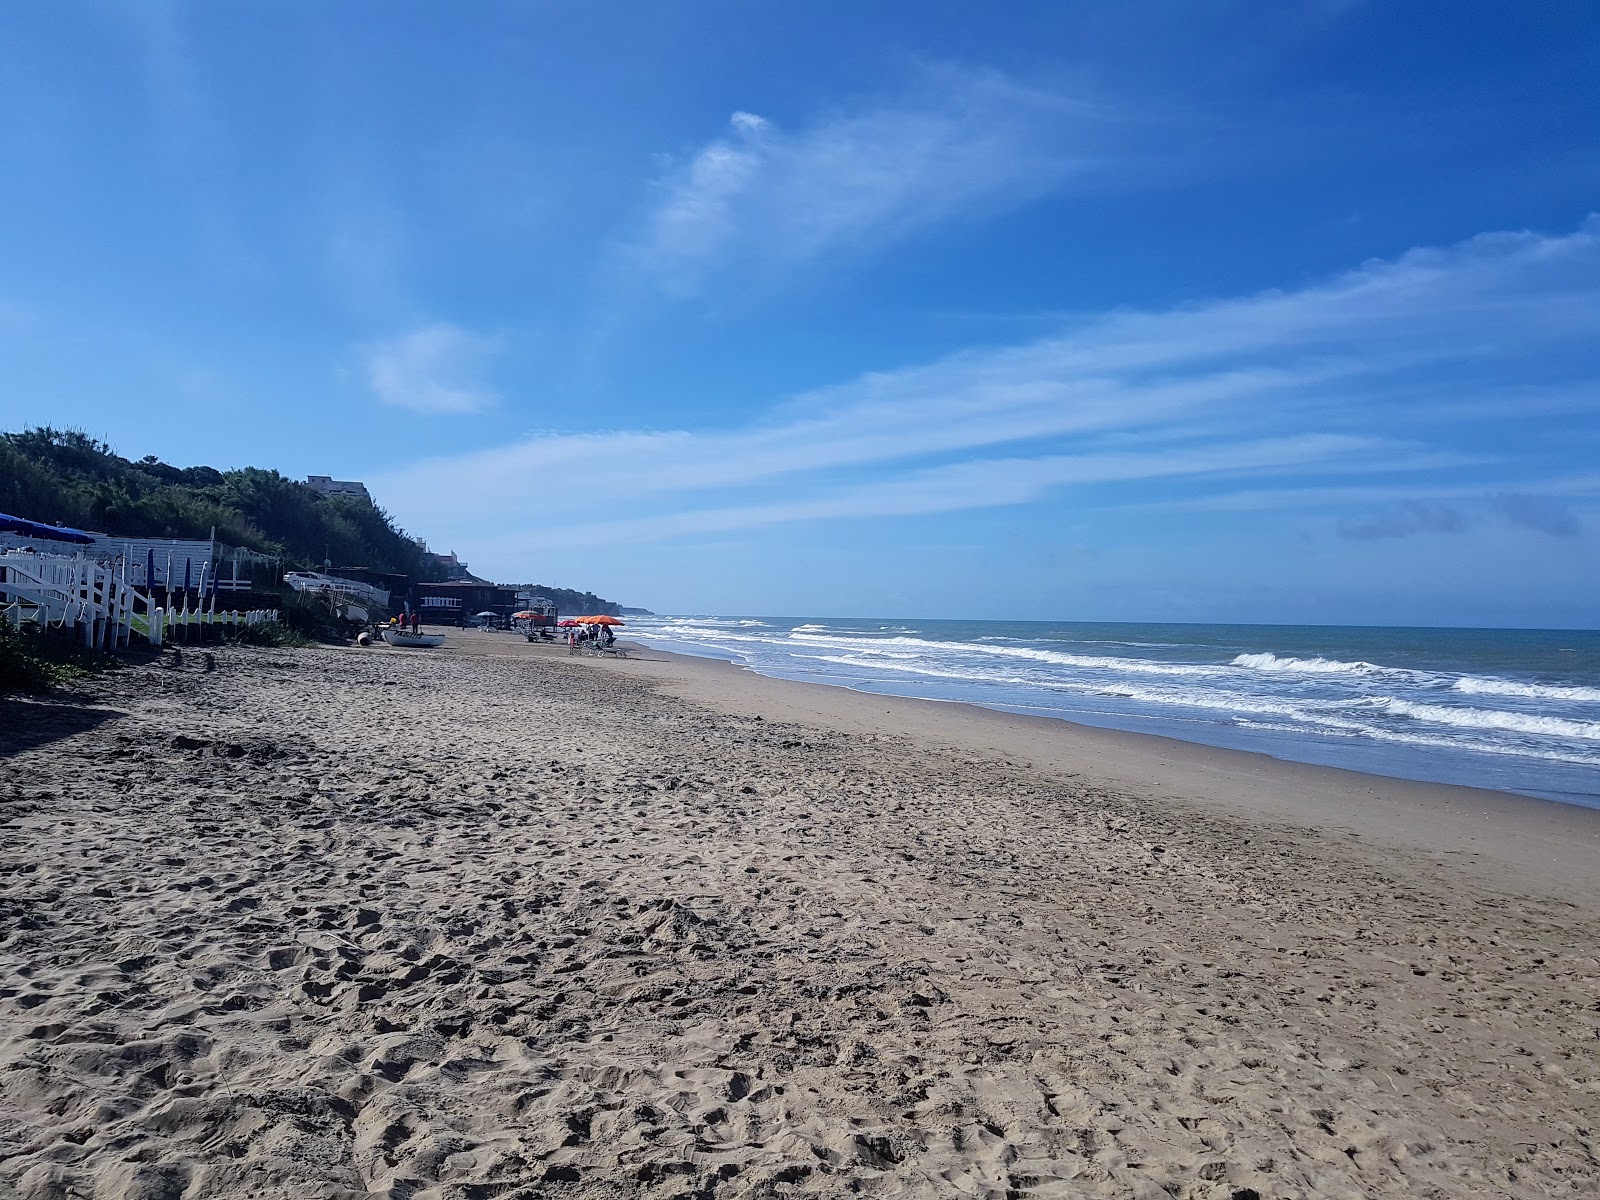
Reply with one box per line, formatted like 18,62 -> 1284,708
2,1 -> 1597,625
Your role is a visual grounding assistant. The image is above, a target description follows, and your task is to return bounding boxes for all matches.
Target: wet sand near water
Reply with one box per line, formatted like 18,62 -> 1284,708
1,630 -> 1597,1199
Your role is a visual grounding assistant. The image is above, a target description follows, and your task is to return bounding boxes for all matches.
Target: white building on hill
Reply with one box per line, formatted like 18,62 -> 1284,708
306,475 -> 371,501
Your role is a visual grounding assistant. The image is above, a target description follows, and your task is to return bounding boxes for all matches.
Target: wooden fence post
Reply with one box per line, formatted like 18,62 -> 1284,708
82,562 -> 95,648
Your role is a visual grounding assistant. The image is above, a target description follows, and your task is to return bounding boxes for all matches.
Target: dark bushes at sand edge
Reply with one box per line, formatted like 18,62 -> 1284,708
0,621 -> 121,692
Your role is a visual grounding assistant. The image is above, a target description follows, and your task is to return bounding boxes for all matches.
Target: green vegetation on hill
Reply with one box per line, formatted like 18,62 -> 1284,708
1,426 -> 444,579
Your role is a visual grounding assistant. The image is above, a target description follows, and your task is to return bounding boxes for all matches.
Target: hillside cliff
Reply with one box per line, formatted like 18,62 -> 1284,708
2,427 -> 442,579
514,585 -> 622,617
1,429 -> 629,616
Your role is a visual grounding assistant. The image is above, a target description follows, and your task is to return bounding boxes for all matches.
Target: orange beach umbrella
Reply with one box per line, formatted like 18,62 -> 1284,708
576,615 -> 624,625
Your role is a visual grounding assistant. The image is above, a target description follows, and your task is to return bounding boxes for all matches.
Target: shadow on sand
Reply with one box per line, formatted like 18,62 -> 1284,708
0,695 -> 122,759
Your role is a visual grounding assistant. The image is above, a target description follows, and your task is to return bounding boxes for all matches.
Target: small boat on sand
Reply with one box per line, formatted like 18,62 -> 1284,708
381,628 -> 445,648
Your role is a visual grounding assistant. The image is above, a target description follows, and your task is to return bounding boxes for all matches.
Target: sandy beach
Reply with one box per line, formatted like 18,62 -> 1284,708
2,630 -> 1597,1199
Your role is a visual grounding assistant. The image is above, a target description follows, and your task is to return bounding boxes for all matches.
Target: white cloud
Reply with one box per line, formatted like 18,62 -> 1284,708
728,111 -> 769,135
489,434 -> 1392,550
364,323 -> 500,414
628,66 -> 1112,293
373,217 -> 1600,562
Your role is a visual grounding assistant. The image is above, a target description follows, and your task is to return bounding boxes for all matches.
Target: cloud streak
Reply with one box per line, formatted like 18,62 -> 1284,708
1495,493 -> 1582,537
1338,501 -> 1469,540
375,217 -> 1600,558
627,66 -> 1112,294
485,434 -> 1393,550
364,323 -> 500,414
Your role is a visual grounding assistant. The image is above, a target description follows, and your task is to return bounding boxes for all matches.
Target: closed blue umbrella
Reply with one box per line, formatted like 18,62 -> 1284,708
183,559 -> 192,593
146,548 -> 155,589
0,513 -> 94,544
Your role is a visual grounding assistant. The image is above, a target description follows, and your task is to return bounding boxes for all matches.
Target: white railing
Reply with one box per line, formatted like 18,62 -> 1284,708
0,550 -> 278,648
283,571 -> 390,607
140,599 -> 280,647
0,550 -> 139,649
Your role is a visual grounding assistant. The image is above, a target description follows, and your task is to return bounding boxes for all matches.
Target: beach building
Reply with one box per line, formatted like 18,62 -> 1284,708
516,592 -> 560,627
305,475 -> 371,502
414,580 -> 519,624
325,566 -> 410,600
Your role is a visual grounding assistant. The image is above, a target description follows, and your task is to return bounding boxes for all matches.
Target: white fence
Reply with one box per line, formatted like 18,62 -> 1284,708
0,550 -> 277,649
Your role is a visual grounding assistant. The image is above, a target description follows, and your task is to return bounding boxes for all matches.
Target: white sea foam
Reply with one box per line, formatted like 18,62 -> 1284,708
811,655 -> 1600,766
1454,676 -> 1600,703
630,620 -> 1600,780
809,654 -> 1600,765
1232,652 -> 1379,675
1381,699 -> 1600,740
1230,717 -> 1600,765
628,618 -> 1600,783
788,632 -> 1226,677
661,617 -> 769,629
810,655 -> 1038,688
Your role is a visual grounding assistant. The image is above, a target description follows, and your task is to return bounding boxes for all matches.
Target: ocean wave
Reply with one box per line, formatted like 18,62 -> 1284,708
816,654 -> 1341,723
1382,699 -> 1600,741
788,632 -> 1226,677
810,654 -> 1041,689
655,617 -> 770,629
1228,718 -> 1600,766
791,623 -> 829,632
655,626 -> 775,644
1232,652 -> 1380,675
1454,676 -> 1600,703
808,656 -> 1600,766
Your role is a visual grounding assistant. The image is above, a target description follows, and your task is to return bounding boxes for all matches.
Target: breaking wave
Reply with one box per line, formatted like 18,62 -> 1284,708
625,614 -> 1600,801
1382,699 -> 1600,741
1232,652 -> 1379,675
1455,676 -> 1600,703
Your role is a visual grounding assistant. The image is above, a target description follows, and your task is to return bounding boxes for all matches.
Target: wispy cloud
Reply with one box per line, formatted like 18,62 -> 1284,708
485,434 -> 1390,550
626,65 -> 1112,294
364,323 -> 500,414
376,217 -> 1600,557
1338,501 -> 1469,540
1495,493 -> 1582,537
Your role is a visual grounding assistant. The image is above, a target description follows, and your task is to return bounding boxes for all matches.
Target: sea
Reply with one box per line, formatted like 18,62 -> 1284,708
624,616 -> 1600,809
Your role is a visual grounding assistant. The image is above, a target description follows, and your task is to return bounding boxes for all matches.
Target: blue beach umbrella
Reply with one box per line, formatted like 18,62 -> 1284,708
146,548 -> 155,589
0,513 -> 94,544
183,559 -> 192,593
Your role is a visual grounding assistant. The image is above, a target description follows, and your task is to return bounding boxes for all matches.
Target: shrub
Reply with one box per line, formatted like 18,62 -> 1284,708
0,620 -> 121,692
227,620 -> 310,648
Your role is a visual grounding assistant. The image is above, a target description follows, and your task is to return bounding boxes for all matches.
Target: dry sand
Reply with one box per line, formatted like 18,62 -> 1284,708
1,630 -> 1597,1199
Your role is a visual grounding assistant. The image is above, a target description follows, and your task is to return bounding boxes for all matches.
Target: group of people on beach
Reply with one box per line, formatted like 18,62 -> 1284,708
567,623 -> 615,654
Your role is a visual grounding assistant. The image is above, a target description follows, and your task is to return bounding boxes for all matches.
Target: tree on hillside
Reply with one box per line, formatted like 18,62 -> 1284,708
0,426 -> 444,579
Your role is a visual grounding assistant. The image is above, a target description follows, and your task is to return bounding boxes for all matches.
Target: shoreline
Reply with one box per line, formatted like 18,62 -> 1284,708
592,638 -> 1600,907
618,619 -> 1600,811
